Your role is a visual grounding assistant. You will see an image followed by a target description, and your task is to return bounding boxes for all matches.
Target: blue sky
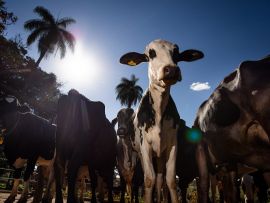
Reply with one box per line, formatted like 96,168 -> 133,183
5,1 -> 270,126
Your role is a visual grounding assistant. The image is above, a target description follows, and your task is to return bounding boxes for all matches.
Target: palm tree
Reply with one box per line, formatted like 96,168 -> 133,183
116,74 -> 143,108
24,6 -> 76,67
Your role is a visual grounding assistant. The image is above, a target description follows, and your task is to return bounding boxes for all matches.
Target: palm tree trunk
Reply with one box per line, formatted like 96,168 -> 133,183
35,50 -> 46,68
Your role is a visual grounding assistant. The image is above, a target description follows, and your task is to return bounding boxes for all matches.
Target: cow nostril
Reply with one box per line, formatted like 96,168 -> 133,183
164,67 -> 170,73
117,128 -> 126,136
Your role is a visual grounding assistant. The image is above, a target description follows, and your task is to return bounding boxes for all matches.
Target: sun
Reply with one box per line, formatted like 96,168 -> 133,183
55,41 -> 101,90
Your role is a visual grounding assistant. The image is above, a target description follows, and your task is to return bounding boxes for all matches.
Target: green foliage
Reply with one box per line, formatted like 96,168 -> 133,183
0,35 -> 61,119
0,0 -> 17,35
115,74 -> 143,108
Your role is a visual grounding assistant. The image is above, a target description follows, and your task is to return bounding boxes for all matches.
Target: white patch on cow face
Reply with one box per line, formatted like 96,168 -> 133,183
145,40 -> 180,87
5,96 -> 16,103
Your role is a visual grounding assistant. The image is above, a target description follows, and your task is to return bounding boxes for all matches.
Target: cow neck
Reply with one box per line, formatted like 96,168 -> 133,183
2,111 -> 20,136
148,83 -> 170,121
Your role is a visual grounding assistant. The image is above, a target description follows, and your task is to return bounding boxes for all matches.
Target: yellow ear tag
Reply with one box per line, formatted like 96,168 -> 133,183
128,60 -> 137,66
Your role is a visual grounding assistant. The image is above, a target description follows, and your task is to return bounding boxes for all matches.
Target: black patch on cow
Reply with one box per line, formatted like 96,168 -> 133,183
137,91 -> 156,132
130,121 -> 136,142
223,70 -> 237,84
161,96 -> 180,128
212,89 -> 240,127
149,49 -> 156,59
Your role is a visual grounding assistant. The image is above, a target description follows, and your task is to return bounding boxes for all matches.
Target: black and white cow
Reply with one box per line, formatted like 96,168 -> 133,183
194,55 -> 270,203
114,108 -> 144,203
120,39 -> 204,203
53,89 -> 117,203
0,95 -> 55,203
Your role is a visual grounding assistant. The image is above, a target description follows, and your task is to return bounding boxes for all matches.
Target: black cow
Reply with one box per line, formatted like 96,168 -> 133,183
176,119 -> 199,203
194,55 -> 270,203
53,89 -> 117,203
0,95 -> 55,203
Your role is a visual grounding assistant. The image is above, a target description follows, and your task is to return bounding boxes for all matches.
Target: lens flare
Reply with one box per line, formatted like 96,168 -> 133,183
185,128 -> 202,143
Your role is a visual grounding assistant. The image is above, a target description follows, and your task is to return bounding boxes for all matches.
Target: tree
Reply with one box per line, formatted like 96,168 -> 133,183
0,35 -> 61,119
115,74 -> 143,108
24,6 -> 76,68
0,0 -> 17,35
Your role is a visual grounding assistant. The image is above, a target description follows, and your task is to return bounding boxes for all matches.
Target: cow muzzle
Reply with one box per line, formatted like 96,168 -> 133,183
162,66 -> 181,85
117,127 -> 127,138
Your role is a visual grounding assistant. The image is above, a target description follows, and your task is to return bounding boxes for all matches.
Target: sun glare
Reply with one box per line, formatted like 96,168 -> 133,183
56,41 -> 101,90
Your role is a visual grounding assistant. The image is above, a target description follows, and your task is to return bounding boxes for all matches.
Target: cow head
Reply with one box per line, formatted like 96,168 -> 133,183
120,39 -> 204,88
115,108 -> 134,139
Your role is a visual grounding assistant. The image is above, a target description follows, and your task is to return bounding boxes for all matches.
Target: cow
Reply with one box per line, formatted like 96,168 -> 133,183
114,108 -> 144,203
0,95 -> 55,203
194,55 -> 270,202
53,89 -> 117,203
119,39 -> 204,203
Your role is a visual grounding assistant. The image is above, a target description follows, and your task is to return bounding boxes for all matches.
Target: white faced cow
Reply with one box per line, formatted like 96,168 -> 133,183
194,55 -> 270,203
120,39 -> 203,203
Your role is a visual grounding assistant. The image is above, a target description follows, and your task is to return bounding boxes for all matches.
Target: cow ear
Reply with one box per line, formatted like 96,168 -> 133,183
177,49 -> 204,62
120,52 -> 148,66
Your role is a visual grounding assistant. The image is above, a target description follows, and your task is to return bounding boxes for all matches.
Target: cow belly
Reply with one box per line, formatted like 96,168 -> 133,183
13,158 -> 27,168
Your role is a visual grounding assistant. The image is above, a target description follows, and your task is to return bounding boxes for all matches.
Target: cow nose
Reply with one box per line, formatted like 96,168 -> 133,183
117,127 -> 127,137
163,66 -> 180,79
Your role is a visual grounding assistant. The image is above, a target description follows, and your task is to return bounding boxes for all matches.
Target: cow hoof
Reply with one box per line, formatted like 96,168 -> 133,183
17,197 -> 28,203
4,195 -> 16,203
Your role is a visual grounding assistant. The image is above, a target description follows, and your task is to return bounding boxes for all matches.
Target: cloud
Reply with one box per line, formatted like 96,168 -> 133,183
190,82 -> 211,91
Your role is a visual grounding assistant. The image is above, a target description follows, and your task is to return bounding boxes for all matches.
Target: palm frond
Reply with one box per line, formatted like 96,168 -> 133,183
26,28 -> 48,46
24,19 -> 48,31
34,6 -> 55,24
57,37 -> 66,58
60,28 -> 75,51
57,17 -> 76,28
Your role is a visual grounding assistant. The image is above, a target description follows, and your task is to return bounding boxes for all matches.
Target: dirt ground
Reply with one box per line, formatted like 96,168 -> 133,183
0,192 -> 67,203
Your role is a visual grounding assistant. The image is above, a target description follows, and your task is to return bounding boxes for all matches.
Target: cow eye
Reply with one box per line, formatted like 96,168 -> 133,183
149,49 -> 156,59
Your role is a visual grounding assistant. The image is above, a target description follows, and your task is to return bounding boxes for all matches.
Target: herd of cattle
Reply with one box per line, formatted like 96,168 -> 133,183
0,39 -> 269,203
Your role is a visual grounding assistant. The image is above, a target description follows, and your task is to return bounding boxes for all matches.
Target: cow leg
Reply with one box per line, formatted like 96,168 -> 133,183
17,158 -> 38,203
4,168 -> 22,203
17,180 -> 30,203
165,145 -> 178,203
77,179 -> 85,203
241,174 -> 254,203
209,174 -> 217,203
54,156 -> 65,203
156,173 -> 163,203
196,142 -> 209,203
67,150 -> 84,203
141,142 -> 155,203
120,176 -> 126,203
42,164 -> 55,203
101,168 -> 114,203
223,169 -> 238,203
89,168 -> 97,203
132,182 -> 140,203
33,166 -> 44,203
